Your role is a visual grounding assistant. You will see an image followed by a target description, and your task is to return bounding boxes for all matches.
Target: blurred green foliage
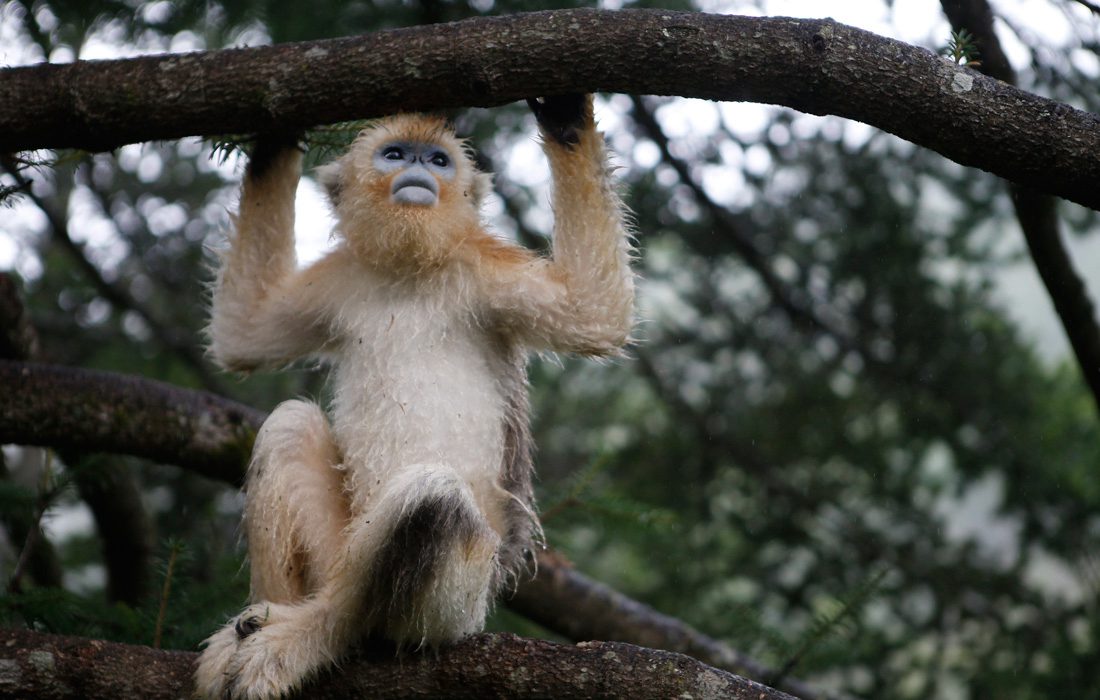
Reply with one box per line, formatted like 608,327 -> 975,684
1,1 -> 1099,698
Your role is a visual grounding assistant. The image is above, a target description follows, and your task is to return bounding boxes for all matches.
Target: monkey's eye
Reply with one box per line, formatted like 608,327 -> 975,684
429,152 -> 450,168
382,146 -> 404,161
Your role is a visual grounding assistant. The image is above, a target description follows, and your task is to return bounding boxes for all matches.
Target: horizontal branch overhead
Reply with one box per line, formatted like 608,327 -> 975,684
0,9 -> 1097,209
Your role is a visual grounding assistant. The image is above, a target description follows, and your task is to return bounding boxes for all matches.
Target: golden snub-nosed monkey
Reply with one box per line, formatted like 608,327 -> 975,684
194,94 -> 635,700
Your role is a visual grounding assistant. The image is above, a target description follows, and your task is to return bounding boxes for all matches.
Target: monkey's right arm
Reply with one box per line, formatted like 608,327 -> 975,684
207,137 -> 339,372
482,95 -> 635,357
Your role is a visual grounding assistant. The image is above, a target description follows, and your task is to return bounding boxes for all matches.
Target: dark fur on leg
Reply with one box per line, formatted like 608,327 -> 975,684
368,490 -> 487,637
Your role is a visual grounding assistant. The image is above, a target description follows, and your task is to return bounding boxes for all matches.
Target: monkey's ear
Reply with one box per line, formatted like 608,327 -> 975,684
470,171 -> 494,208
315,160 -> 344,208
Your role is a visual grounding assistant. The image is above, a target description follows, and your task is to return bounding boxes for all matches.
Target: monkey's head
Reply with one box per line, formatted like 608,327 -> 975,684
317,115 -> 491,271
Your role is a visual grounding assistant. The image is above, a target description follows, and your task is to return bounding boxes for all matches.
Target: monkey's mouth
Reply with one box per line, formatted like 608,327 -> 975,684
391,172 -> 439,206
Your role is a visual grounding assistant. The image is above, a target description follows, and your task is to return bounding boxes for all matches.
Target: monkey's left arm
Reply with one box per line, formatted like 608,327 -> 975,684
485,95 -> 635,356
208,137 -> 341,372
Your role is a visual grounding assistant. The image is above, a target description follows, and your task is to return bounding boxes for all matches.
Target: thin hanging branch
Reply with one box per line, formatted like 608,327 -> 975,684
629,95 -> 847,341
1,10 -> 1098,210
939,0 -> 1100,418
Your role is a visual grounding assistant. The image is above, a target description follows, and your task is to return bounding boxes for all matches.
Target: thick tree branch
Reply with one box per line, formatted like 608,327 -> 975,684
1,10 -> 1098,209
0,360 -> 260,485
940,0 -> 1100,417
0,627 -> 796,700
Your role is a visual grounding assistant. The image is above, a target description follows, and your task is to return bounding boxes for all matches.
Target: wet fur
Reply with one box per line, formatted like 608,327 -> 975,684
195,97 -> 633,699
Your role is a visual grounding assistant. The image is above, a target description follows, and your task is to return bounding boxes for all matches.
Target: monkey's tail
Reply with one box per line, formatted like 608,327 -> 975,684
362,464 -> 501,648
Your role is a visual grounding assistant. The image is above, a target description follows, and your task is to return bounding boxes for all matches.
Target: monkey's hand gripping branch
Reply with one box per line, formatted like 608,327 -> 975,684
489,94 -> 635,356
527,94 -> 587,147
207,135 -> 336,372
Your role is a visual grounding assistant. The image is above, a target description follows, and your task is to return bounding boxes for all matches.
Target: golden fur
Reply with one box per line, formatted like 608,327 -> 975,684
195,96 -> 634,700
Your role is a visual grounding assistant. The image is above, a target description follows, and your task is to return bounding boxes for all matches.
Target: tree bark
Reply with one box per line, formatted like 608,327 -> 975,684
0,360 -> 260,485
1,9 -> 1098,210
0,627 -> 797,700
510,549 -> 836,700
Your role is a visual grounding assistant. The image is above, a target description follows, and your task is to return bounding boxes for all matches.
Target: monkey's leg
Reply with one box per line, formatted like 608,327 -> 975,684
193,399 -> 347,700
244,399 -> 348,601
217,463 -> 501,699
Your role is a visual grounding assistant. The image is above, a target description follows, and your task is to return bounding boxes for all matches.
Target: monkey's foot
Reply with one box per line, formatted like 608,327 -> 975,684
193,615 -> 245,699
229,602 -> 332,700
194,602 -> 324,700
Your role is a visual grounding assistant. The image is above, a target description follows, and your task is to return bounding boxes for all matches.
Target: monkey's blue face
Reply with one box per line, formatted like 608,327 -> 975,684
374,141 -> 456,207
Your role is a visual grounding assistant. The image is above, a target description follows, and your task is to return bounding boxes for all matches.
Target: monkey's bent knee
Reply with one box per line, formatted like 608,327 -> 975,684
250,400 -> 336,470
262,399 -> 328,433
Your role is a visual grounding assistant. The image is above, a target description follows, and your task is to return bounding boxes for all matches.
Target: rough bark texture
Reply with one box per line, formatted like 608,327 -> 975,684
0,627 -> 797,700
1,9 -> 1098,210
0,360 -> 259,485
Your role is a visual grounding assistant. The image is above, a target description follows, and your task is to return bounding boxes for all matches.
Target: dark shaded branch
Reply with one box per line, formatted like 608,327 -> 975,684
0,360 -> 260,485
0,274 -> 62,589
0,453 -> 63,590
0,158 -> 225,394
0,627 -> 797,700
629,95 -> 846,341
940,0 -> 1100,417
69,454 -> 153,605
1,10 -> 1098,210
0,273 -> 39,360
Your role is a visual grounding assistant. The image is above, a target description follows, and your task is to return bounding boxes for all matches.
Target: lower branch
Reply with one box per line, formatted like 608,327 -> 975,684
0,627 -> 796,700
0,360 -> 260,485
0,361 -> 826,695
513,550 -> 834,700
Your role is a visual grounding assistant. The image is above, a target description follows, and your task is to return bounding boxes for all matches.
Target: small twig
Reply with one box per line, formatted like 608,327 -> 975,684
7,452 -> 59,594
768,568 -> 888,687
153,540 -> 183,649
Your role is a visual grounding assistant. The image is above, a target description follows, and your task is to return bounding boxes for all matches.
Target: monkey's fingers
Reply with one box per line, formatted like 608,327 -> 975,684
527,94 -> 588,146
249,131 -> 305,179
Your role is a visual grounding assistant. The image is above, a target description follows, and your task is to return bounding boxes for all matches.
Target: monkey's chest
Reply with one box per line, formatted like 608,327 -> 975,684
329,301 -> 507,478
